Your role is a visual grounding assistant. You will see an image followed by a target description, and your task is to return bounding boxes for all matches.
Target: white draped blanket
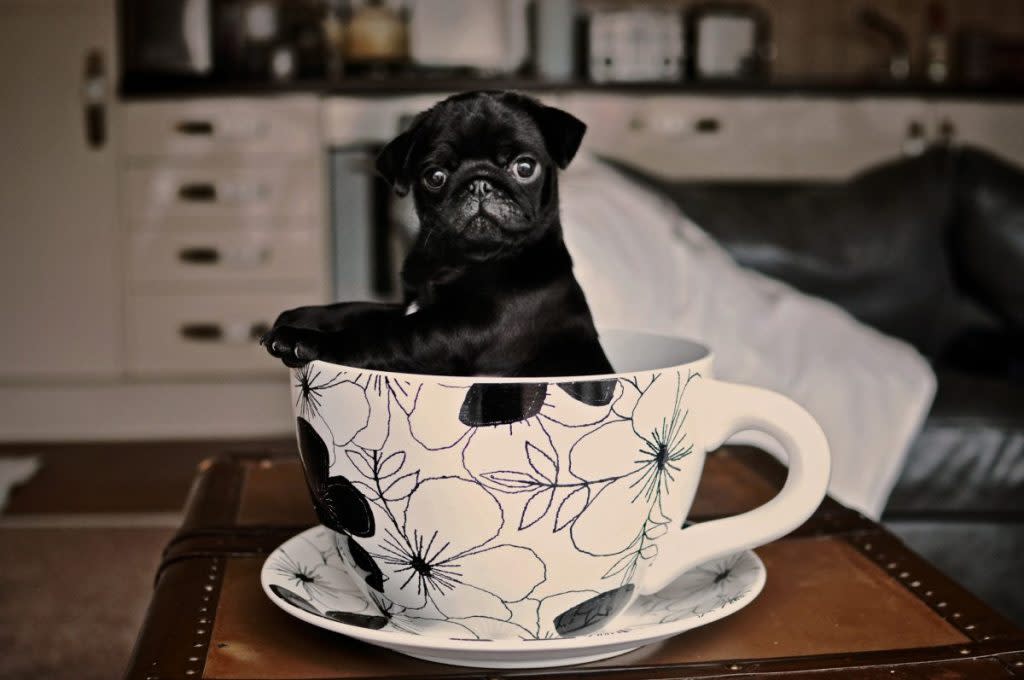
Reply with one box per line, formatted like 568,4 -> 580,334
560,156 -> 936,518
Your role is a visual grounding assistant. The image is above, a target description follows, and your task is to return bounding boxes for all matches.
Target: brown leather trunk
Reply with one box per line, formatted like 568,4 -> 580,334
124,446 -> 1024,679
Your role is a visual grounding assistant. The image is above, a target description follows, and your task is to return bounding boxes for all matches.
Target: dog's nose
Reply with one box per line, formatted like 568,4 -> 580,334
468,178 -> 494,198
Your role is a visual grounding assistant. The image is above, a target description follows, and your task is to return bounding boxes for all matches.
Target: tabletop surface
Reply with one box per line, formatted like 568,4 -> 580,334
125,446 -> 1024,679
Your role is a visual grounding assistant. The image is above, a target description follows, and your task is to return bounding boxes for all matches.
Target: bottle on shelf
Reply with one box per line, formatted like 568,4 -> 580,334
923,1 -> 950,84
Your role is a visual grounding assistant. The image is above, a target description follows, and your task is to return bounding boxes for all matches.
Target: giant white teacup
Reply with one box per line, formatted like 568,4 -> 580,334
290,330 -> 830,639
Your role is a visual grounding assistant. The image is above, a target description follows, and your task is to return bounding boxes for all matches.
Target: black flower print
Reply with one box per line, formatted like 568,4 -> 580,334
370,477 -> 546,620
523,590 -> 599,639
460,381 -> 628,532
268,524 -> 765,643
294,365 -> 349,421
459,380 -> 619,428
324,610 -> 390,629
296,417 -> 375,538
344,534 -> 385,592
264,525 -> 766,642
629,389 -> 693,506
293,366 -> 372,448
553,584 -> 635,636
331,529 -> 385,595
403,380 -> 619,452
459,383 -> 548,426
634,551 -> 763,624
267,548 -> 350,607
269,584 -> 321,616
659,552 -> 760,615
566,371 -> 698,558
556,379 -> 617,407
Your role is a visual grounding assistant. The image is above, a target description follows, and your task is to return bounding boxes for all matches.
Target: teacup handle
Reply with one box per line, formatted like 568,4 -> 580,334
639,378 -> 831,595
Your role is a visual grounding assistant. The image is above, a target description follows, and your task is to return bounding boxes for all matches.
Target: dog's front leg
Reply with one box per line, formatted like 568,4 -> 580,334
261,302 -> 404,367
329,307 -> 488,374
267,307 -> 480,374
267,301 -> 403,333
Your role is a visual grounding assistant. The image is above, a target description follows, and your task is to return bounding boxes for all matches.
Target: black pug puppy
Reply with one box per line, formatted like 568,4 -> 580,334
261,91 -> 612,377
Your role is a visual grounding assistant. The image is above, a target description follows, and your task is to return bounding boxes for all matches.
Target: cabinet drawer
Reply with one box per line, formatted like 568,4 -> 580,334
122,164 -> 321,219
120,97 -> 320,156
129,229 -> 325,286
565,94 -> 927,180
126,292 -> 320,376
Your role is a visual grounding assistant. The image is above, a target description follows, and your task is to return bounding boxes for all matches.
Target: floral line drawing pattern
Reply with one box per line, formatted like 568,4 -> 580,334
474,433 -> 594,532
361,471 -> 547,621
468,370 -> 701,585
294,365 -> 368,450
631,551 -> 762,625
266,548 -> 346,608
294,365 -> 349,422
264,527 -> 763,641
566,370 -> 700,584
290,363 -> 706,638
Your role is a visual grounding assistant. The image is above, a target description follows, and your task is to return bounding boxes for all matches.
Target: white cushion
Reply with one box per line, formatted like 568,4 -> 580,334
560,155 -> 936,518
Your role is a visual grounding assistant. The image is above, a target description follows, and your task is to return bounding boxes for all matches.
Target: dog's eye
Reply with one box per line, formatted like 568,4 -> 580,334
422,168 -> 447,190
510,156 -> 539,182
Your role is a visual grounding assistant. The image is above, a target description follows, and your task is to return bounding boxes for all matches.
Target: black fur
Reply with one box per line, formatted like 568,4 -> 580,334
261,91 -> 612,377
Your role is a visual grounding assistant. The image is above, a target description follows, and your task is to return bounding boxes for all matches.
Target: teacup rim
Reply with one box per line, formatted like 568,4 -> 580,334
300,328 -> 713,383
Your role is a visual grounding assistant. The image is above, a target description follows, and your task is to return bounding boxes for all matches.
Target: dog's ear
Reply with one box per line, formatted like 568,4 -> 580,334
376,129 -> 416,197
533,105 -> 587,170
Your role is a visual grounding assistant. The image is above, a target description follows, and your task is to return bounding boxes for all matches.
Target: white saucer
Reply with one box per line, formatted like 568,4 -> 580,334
261,526 -> 765,669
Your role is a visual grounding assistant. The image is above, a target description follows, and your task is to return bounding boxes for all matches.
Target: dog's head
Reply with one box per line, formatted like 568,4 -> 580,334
376,91 -> 586,260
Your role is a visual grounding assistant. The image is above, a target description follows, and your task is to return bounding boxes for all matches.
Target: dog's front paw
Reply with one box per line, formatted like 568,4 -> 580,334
260,325 -> 326,368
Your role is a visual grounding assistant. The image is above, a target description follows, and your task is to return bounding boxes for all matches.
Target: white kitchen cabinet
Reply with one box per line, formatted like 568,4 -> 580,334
118,96 -> 330,377
561,94 -> 932,181
0,0 -> 121,380
121,163 -> 322,220
120,97 -> 321,157
127,225 -> 323,289
124,291 -> 316,377
561,94 -> 1024,182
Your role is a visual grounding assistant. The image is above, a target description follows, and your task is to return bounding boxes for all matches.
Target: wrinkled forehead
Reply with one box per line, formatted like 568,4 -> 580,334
414,98 -> 545,165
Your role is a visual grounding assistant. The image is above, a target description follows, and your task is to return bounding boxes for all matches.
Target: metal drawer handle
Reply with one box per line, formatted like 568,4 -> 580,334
694,117 -> 721,133
180,322 -> 271,343
82,49 -> 106,149
903,120 -> 928,156
178,183 -> 217,201
176,120 -> 215,135
177,246 -> 271,266
178,247 -> 220,264
180,323 -> 222,341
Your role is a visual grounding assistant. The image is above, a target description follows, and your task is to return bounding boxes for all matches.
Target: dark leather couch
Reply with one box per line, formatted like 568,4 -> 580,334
614,147 -> 1024,624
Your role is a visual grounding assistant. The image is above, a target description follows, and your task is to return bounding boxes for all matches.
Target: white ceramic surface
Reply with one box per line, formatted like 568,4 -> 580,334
262,525 -> 766,668
289,330 -> 829,638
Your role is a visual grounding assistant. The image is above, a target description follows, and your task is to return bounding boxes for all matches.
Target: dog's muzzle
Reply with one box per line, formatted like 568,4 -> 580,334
468,178 -> 494,199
